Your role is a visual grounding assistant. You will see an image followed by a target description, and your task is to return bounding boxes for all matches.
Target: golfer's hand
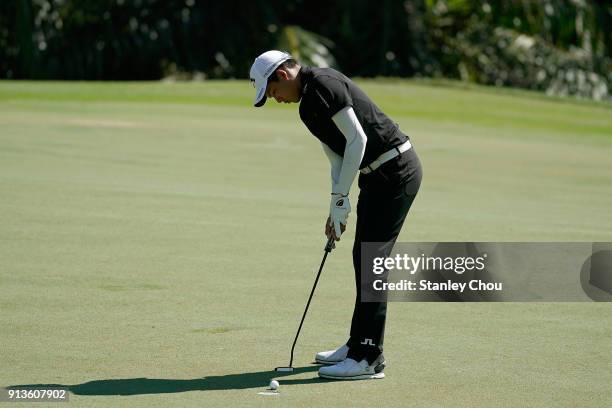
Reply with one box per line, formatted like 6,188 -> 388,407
329,194 -> 350,240
325,216 -> 346,241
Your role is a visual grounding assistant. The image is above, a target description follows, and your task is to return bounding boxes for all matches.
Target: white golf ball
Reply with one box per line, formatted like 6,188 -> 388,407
269,380 -> 279,390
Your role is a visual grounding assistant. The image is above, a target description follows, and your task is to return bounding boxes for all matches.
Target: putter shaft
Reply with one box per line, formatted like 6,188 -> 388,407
283,237 -> 335,369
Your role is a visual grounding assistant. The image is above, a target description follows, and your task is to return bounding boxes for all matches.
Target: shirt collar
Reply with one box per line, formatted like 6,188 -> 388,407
299,66 -> 312,95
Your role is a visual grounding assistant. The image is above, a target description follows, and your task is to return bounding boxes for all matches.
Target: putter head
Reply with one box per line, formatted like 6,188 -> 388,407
275,367 -> 294,372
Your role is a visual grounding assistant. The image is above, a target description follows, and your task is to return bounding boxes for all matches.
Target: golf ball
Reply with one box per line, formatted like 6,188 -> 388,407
269,380 -> 279,390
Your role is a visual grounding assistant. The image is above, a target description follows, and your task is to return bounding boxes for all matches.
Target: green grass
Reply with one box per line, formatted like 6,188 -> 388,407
1,80 -> 611,407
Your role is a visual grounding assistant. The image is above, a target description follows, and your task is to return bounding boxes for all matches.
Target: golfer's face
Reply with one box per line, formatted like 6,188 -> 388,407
266,74 -> 298,104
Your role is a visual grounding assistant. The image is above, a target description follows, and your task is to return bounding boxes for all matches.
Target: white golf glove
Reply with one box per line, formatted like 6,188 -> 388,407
329,193 -> 351,237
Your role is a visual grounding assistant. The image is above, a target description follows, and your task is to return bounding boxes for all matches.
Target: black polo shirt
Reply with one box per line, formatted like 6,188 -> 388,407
298,66 -> 410,170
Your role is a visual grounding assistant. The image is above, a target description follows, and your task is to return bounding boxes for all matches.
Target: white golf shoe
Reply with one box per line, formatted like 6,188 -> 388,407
318,355 -> 386,380
315,344 -> 349,365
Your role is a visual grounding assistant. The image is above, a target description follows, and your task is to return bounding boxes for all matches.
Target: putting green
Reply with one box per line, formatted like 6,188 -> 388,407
1,80 -> 611,407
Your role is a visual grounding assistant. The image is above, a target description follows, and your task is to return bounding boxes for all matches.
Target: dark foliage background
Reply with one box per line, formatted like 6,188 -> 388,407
1,0 -> 610,99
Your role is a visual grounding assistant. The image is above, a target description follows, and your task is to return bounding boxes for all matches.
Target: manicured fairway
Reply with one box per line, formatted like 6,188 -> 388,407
1,80 -> 611,407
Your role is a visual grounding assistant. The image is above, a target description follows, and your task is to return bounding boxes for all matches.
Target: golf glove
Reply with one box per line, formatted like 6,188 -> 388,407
329,193 -> 351,237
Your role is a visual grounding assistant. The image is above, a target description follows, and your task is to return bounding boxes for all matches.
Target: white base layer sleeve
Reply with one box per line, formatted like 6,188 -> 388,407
329,106 -> 367,196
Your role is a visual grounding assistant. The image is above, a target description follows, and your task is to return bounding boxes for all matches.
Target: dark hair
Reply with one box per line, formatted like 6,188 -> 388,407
267,59 -> 298,84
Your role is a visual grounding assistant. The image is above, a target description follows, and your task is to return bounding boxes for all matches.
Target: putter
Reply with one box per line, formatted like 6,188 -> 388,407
275,237 -> 335,372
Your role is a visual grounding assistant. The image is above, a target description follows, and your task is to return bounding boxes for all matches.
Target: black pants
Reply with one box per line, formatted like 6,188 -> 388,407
346,148 -> 422,364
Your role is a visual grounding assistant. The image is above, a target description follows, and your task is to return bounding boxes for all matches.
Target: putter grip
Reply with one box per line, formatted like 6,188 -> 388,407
324,237 -> 335,253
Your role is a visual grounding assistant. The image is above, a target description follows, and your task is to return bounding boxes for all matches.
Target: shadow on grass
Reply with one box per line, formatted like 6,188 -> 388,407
7,366 -> 325,396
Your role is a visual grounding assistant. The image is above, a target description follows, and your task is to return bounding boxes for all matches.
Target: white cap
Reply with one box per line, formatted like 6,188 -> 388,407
249,50 -> 293,107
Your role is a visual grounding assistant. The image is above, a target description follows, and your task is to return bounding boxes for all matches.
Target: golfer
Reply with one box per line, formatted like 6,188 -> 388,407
250,51 -> 422,380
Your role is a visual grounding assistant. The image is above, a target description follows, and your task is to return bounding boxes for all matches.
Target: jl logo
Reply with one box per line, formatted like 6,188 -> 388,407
360,338 -> 375,346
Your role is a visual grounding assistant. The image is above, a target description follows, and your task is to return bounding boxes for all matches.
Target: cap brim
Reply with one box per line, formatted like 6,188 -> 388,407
253,80 -> 267,107
254,95 -> 267,107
